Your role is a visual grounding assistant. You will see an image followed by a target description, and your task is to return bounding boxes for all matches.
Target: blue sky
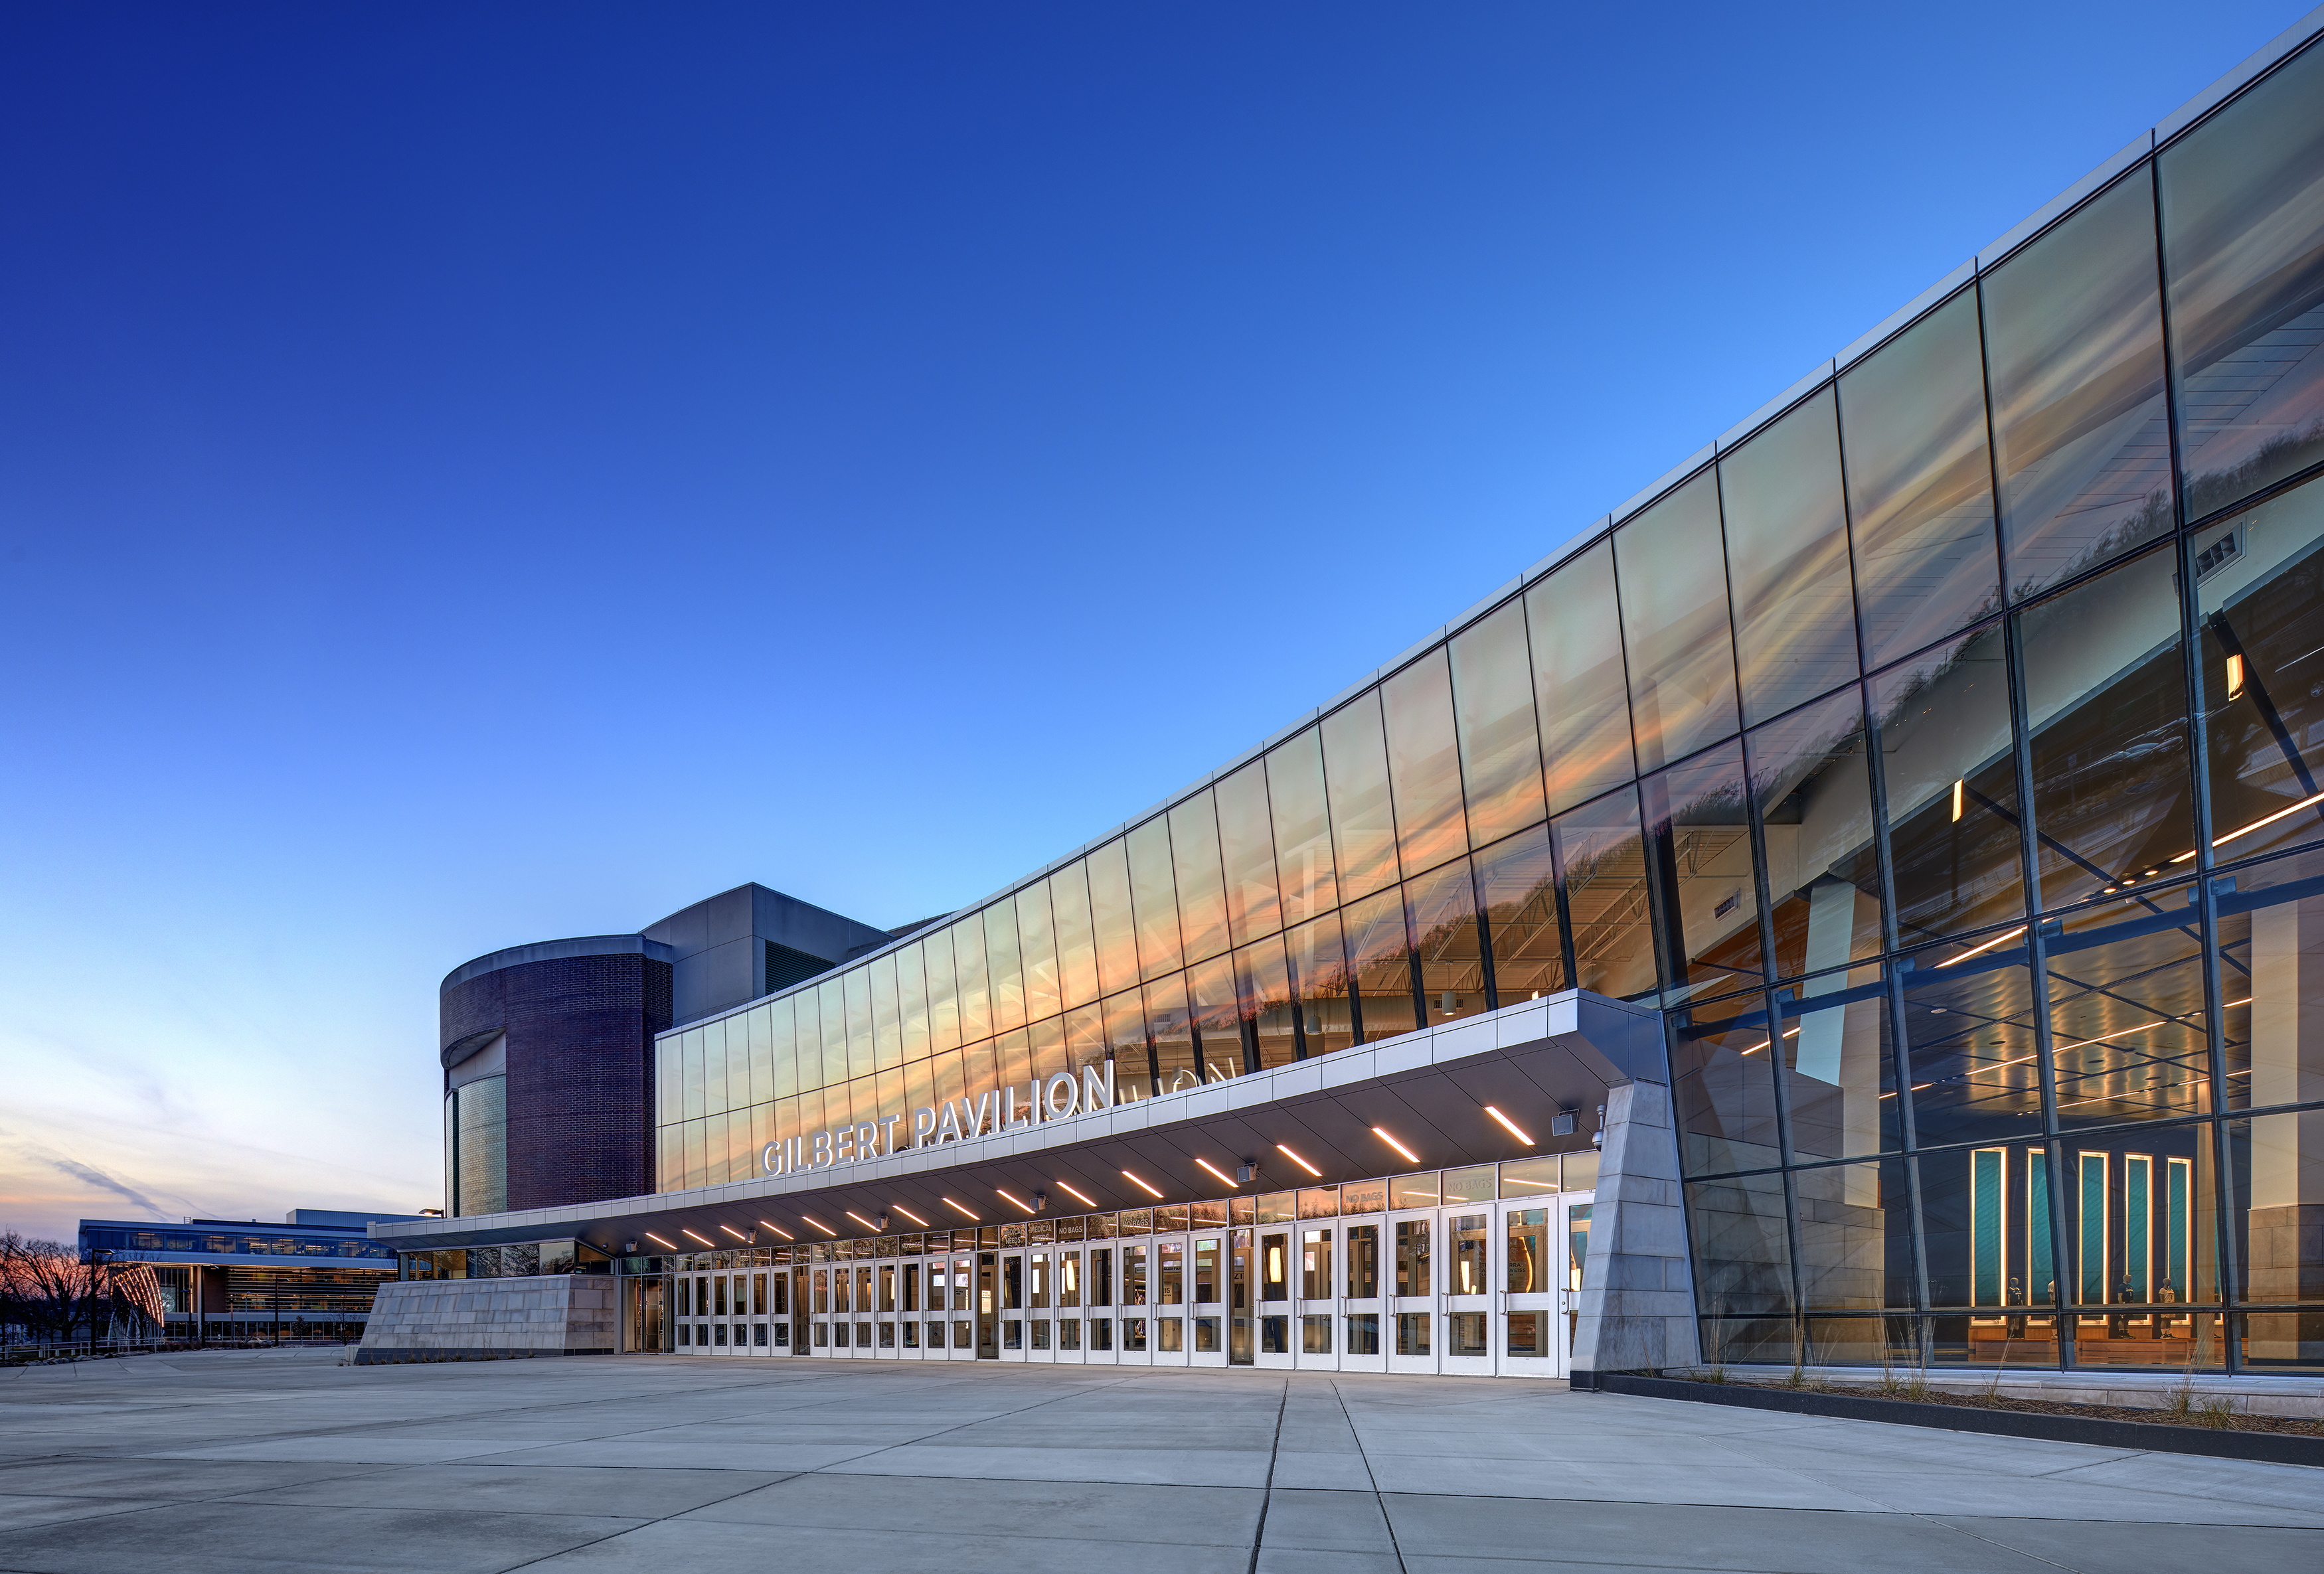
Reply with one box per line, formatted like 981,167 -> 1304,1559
0,1 -> 2302,1241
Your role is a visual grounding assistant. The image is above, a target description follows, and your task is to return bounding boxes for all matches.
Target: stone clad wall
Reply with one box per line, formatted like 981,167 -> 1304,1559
355,1274 -> 619,1364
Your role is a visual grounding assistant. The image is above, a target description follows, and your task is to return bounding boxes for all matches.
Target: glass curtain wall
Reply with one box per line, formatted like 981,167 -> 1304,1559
644,40 -> 2324,1373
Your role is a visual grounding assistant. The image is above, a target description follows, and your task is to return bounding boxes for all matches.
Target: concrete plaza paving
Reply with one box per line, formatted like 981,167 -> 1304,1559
1,1348 -> 2318,1573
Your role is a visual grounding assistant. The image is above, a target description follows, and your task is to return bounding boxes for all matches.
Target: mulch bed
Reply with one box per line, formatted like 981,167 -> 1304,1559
1728,1376 -> 2324,1437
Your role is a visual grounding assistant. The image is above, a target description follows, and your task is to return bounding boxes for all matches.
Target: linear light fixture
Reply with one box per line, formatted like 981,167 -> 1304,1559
1951,779 -> 1965,822
1053,1179 -> 1098,1208
1121,1170 -> 1163,1199
1195,1156 -> 1238,1188
1483,1106 -> 1534,1145
681,1228 -> 716,1247
2169,788 -> 2324,862
1274,1144 -> 1321,1178
1935,925 -> 2026,968
942,1196 -> 979,1220
644,1231 -> 677,1249
800,1215 -> 837,1237
718,1223 -> 748,1241
844,1210 -> 878,1231
756,1220 -> 793,1241
997,1188 -> 1036,1215
1371,1127 -> 1420,1165
888,1204 -> 929,1228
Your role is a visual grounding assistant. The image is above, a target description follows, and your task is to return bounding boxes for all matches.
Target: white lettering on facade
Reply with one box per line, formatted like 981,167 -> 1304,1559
758,1065 -> 1118,1176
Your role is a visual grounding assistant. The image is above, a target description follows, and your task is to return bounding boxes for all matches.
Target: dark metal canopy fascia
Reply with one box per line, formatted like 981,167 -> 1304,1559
376,990 -> 1663,1255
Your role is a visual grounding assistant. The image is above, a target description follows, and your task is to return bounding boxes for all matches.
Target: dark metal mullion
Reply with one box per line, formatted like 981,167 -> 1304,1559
1975,268 -> 2075,1364
2151,152 -> 2244,1372
1708,448 -> 1810,1338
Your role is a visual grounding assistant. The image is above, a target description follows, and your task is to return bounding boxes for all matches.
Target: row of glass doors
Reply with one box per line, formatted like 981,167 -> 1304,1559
637,1194 -> 1592,1377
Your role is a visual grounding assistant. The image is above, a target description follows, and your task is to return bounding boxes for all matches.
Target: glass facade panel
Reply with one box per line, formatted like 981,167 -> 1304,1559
1450,599 -> 1546,847
1215,760 -> 1283,948
1900,949 -> 2042,1150
1671,990 -> 1782,1176
1722,385 -> 1859,725
2159,39 -> 2324,520
1341,885 -> 1416,1044
1872,623 -> 2024,943
1088,839 -> 1139,998
985,897 -> 1025,1036
1147,972 -> 1197,1095
1840,287 -> 2003,668
1019,882 -> 1060,1025
1641,740 -> 1763,1000
1795,1159 -> 1912,1310
1552,785 -> 1657,1000
1052,862 -> 1099,1012
2019,544 -> 2195,911
1268,727 -> 1339,923
1170,792 -> 1232,967
2229,1111 -> 2324,1368
1780,969 -> 1900,1163
1983,171 -> 2172,599
1284,911 -> 1353,1057
1474,825 -> 1565,1004
1615,471 -> 1738,771
2047,915 -> 2213,1129
1187,953 -> 1244,1079
1235,935 -> 1298,1070
2193,475 -> 2324,868
1403,856 -> 1485,1026
1324,693 -> 1400,902
1127,818 -> 1183,981
1383,646 -> 1470,878
1751,686 -> 1882,982
1526,538 -> 1636,813
1687,1170 -> 1793,1318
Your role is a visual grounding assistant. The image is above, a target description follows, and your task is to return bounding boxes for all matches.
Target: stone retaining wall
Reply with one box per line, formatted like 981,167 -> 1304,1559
355,1274 -> 618,1364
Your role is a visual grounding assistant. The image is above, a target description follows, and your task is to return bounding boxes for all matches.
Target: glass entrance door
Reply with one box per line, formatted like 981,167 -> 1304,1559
1497,1201 -> 1557,1376
1558,1193 -> 1595,1376
1227,1228 -> 1254,1364
975,1253 -> 998,1358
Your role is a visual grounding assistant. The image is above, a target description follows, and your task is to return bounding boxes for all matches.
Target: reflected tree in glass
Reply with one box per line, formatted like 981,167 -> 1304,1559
1525,538 -> 1637,813
1982,172 -> 2171,599
1721,386 -> 1859,725
1323,692 -> 1400,902
1839,286 -> 2001,668
2160,39 -> 2324,520
1449,599 -> 1546,846
1614,471 -> 1739,770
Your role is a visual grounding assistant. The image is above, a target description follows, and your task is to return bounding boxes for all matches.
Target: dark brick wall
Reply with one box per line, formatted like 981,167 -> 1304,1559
441,953 -> 673,1212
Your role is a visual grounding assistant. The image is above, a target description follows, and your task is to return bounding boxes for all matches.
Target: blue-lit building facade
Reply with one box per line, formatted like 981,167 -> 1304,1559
80,1212 -> 417,1340
370,17 -> 2324,1381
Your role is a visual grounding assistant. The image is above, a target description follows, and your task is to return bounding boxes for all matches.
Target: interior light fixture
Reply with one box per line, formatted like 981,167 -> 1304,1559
844,1210 -> 878,1231
888,1204 -> 928,1228
644,1231 -> 677,1249
1054,1180 -> 1098,1208
1372,1127 -> 1420,1165
718,1223 -> 748,1241
1483,1105 -> 1534,1145
681,1228 -> 716,1247
1951,779 -> 1965,823
1121,1170 -> 1164,1199
1935,925 -> 2026,968
756,1220 -> 793,1241
801,1215 -> 837,1237
2226,653 -> 2246,698
1195,1156 -> 1239,1188
1274,1144 -> 1322,1178
997,1188 -> 1036,1215
942,1196 -> 979,1220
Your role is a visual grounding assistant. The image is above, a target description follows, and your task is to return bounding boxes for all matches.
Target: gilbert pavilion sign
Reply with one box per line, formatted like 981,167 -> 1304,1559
762,1064 -> 1116,1178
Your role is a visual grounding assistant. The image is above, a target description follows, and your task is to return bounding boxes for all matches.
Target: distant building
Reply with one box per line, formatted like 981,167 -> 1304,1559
79,1209 -> 427,1340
